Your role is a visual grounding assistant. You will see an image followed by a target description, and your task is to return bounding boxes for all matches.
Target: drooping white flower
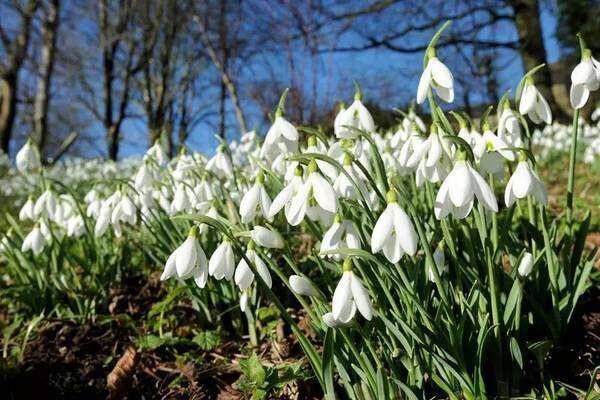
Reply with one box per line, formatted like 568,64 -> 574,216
15,139 -> 41,173
320,215 -> 361,260
250,225 -> 284,249
305,135 -> 337,179
206,146 -> 233,178
498,106 -> 523,147
570,51 -> 600,109
234,246 -> 272,289
504,158 -> 547,207
209,240 -> 235,281
519,79 -> 552,124
334,92 -> 375,138
145,140 -> 168,166
333,153 -> 370,203
518,252 -> 534,277
111,193 -> 137,226
239,172 -> 272,223
260,115 -> 299,158
22,224 -> 46,255
160,226 -> 208,288
331,260 -> 373,322
473,128 -> 514,177
417,53 -> 454,104
19,197 -> 35,221
371,191 -> 418,263
133,161 -> 156,192
289,275 -> 319,297
268,165 -> 304,223
434,154 -> 498,219
34,189 -> 58,220
285,161 -> 337,226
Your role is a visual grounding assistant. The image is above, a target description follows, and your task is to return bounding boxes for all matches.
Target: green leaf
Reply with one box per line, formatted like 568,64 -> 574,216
322,328 -> 337,400
192,330 -> 221,351
240,353 -> 266,387
503,279 -> 522,326
509,337 -> 523,369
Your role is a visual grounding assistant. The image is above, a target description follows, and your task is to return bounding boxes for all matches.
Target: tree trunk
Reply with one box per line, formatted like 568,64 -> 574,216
0,76 -> 18,154
510,0 -> 568,120
33,0 -> 60,157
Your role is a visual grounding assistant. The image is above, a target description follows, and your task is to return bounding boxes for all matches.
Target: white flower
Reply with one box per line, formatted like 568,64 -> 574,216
19,197 -> 35,221
371,191 -> 418,263
250,226 -> 284,249
322,311 -> 354,328
15,140 -> 41,173
239,173 -> 271,223
417,55 -> 454,104
111,194 -> 137,226
335,96 -> 375,138
22,225 -> 46,255
333,155 -> 370,203
320,216 -> 361,260
260,115 -> 299,158
34,190 -> 58,220
518,252 -> 534,277
435,156 -> 498,219
268,165 -> 304,222
133,162 -> 156,191
498,107 -> 523,146
145,141 -> 168,165
504,159 -> 547,207
474,129 -> 514,177
206,146 -> 233,178
570,54 -> 600,109
209,240 -> 235,281
289,275 -> 319,297
234,247 -> 272,290
332,262 -> 373,322
519,80 -> 552,124
161,226 -> 208,287
285,161 -> 337,226
170,184 -> 192,215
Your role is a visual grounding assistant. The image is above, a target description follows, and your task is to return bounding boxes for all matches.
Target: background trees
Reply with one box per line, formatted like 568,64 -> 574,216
0,0 -> 597,160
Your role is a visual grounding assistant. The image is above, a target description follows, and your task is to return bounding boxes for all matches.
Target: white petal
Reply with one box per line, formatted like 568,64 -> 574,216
534,91 -> 552,124
251,226 -> 284,249
429,58 -> 454,88
268,183 -> 294,218
519,84 -> 537,115
253,252 -> 272,288
371,206 -> 394,253
390,203 -> 417,256
469,165 -> 498,212
332,272 -> 353,321
350,274 -> 373,320
239,184 -> 260,223
570,83 -> 589,110
448,162 -> 473,207
289,275 -> 318,297
416,65 -> 432,104
310,173 -> 337,213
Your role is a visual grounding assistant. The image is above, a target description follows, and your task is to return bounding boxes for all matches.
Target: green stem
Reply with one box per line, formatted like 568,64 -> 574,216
566,109 -> 580,226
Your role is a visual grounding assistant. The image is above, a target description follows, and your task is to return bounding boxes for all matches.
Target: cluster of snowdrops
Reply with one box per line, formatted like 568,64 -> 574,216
2,24 -> 598,398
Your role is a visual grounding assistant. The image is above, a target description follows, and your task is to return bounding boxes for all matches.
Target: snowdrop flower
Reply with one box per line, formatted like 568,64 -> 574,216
260,93 -> 299,158
331,259 -> 373,322
322,311 -> 354,328
498,105 -> 523,147
417,49 -> 454,104
234,244 -> 272,289
34,189 -> 58,220
22,224 -> 46,255
15,139 -> 41,173
250,225 -> 284,249
268,165 -> 304,222
66,216 -> 85,238
305,136 -> 336,179
161,226 -> 208,288
333,153 -> 370,203
570,49 -> 600,109
289,275 -> 319,297
504,156 -> 547,207
371,190 -> 418,263
170,184 -> 192,215
19,197 -> 35,221
474,127 -> 514,177
133,161 -> 156,192
145,140 -> 168,166
320,215 -> 361,260
519,79 -> 552,124
209,240 -> 235,281
434,152 -> 498,219
335,89 -> 375,138
518,252 -> 534,277
427,245 -> 448,283
206,146 -> 233,178
239,172 -> 272,223
283,161 -> 337,226
111,193 -> 137,226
